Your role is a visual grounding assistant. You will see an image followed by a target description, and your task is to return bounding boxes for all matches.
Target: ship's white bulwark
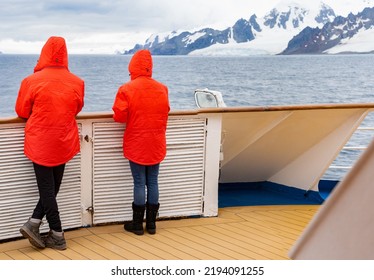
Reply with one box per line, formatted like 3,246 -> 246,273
0,104 -> 373,240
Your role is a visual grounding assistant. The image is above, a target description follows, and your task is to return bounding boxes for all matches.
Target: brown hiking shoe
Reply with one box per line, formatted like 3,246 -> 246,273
43,230 -> 67,250
19,219 -> 45,249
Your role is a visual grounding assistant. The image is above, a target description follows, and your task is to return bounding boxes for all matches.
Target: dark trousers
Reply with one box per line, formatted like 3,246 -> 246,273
31,162 -> 65,232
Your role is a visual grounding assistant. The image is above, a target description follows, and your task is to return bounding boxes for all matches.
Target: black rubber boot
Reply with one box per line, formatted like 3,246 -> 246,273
146,202 -> 160,234
124,202 -> 145,235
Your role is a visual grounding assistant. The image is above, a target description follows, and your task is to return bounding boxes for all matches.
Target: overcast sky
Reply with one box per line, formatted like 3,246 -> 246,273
0,0 -> 372,54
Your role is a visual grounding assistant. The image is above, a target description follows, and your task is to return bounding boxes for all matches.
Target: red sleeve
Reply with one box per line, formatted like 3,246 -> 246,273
76,81 -> 85,115
112,87 -> 128,123
15,78 -> 33,119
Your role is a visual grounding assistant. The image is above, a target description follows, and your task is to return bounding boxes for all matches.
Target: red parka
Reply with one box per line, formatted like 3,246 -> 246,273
15,36 -> 84,167
112,50 -> 170,165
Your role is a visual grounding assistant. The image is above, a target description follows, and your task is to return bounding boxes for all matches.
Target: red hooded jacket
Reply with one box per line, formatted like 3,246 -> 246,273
112,50 -> 170,165
15,36 -> 85,167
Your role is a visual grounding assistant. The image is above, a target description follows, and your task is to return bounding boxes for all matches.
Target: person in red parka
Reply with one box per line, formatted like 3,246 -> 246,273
112,49 -> 170,235
15,36 -> 84,250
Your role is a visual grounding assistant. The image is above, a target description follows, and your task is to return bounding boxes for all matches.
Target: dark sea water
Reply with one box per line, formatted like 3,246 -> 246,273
1,54 -> 374,180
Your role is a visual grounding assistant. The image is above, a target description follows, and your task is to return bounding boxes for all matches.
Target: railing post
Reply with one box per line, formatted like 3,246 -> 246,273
202,114 -> 222,217
78,119 -> 94,227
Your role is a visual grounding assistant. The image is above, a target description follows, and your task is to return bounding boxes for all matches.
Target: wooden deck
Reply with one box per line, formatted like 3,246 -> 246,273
0,205 -> 318,260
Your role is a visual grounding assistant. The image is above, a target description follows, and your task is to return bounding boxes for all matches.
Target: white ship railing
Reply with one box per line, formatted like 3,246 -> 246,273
1,104 -> 374,241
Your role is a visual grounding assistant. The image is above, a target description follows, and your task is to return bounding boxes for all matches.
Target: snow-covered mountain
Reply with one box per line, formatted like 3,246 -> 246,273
123,1 -> 374,55
281,7 -> 374,54
190,1 -> 336,56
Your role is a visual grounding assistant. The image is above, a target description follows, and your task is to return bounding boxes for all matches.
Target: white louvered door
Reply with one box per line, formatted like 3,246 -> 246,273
92,122 -> 132,224
160,118 -> 206,216
0,124 -> 82,240
92,117 -> 207,225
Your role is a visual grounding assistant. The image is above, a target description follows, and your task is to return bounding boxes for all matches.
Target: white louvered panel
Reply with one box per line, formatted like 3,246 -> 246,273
92,122 -> 133,224
0,125 -> 82,240
0,126 -> 39,240
160,117 -> 206,217
92,117 -> 206,225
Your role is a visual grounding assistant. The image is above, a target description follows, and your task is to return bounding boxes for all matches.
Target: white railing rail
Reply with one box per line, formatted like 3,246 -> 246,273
326,126 -> 374,177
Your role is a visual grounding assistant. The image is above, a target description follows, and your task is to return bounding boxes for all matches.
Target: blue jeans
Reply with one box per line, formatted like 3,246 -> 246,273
129,161 -> 160,206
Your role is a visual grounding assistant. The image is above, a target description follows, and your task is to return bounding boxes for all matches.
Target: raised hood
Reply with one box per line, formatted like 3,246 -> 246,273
128,49 -> 153,80
34,36 -> 68,72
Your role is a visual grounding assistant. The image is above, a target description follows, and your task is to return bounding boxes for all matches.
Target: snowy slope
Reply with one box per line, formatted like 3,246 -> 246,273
281,6 -> 374,54
327,27 -> 374,54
